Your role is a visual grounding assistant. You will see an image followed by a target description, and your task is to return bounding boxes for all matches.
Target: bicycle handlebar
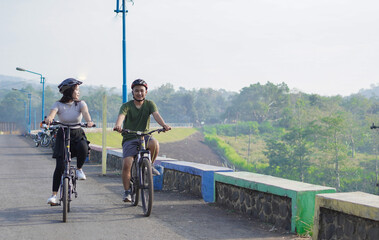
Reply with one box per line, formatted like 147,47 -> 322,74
42,120 -> 96,128
371,123 -> 379,129
115,128 -> 166,136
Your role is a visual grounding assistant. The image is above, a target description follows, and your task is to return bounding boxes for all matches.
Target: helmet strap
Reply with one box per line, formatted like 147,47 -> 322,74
133,96 -> 145,102
132,92 -> 145,102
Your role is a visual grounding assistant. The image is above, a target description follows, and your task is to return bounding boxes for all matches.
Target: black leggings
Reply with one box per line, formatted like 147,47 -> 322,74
52,128 -> 89,192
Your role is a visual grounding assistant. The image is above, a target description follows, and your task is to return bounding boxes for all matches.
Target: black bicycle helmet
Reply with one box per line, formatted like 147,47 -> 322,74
131,79 -> 148,90
58,78 -> 83,93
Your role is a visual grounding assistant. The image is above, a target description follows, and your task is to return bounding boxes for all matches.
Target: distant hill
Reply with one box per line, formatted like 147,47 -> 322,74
0,74 -> 121,101
358,85 -> 379,98
0,74 -> 38,90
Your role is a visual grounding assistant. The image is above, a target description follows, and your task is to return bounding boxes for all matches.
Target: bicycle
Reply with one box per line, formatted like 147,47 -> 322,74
34,127 -> 50,147
49,126 -> 58,150
48,120 -> 95,222
115,128 -> 166,217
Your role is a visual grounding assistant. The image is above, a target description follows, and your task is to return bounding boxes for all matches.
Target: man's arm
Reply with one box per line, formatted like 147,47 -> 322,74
152,112 -> 171,131
113,114 -> 126,132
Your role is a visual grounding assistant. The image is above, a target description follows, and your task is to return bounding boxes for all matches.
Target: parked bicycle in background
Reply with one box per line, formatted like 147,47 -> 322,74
33,123 -> 58,148
34,121 -> 51,147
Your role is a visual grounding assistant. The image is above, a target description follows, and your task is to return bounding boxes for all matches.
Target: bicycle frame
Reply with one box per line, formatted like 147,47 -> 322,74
135,135 -> 152,190
136,136 -> 151,166
56,123 -> 78,222
46,120 -> 95,222
60,125 -> 77,202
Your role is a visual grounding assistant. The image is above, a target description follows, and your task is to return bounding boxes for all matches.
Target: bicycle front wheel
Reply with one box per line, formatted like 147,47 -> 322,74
140,157 -> 153,217
40,134 -> 51,147
62,178 -> 69,222
130,160 -> 139,206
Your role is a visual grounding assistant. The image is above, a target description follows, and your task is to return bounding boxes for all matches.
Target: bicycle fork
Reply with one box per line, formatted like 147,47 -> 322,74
59,167 -> 78,205
137,150 -> 151,187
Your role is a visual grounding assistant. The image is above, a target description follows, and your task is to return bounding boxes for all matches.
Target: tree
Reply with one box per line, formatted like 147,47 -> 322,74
225,82 -> 290,123
319,113 -> 348,190
264,125 -> 313,182
81,86 -> 121,123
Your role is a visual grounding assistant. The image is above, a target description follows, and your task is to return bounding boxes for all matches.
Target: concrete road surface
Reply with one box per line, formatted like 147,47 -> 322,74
0,135 -> 307,240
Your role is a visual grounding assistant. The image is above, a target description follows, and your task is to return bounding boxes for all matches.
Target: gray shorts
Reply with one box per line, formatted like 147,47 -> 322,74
122,136 -> 154,158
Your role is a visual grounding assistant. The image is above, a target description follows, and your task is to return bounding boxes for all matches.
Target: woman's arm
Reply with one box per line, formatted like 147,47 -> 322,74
81,104 -> 94,127
45,109 -> 58,125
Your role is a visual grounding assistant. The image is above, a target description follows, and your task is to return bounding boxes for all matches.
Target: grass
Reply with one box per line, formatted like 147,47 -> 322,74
86,128 -> 198,148
216,133 -> 377,169
218,134 -> 269,164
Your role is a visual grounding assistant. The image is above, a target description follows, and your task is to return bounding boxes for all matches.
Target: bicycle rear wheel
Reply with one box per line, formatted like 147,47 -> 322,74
140,157 -> 153,217
62,178 -> 69,222
34,136 -> 40,147
68,168 -> 76,213
130,160 -> 139,206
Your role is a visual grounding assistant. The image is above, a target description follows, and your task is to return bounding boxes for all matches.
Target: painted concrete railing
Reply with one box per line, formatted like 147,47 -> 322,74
312,191 -> 379,240
159,160 -> 233,202
214,172 -> 335,234
88,144 -> 379,236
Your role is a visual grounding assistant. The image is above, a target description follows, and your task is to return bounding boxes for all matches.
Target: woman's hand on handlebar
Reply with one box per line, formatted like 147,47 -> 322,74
45,116 -> 54,125
87,121 -> 94,128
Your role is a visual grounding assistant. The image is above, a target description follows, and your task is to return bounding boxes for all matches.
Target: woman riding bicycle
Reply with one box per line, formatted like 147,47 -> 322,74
113,79 -> 171,202
45,78 -> 94,205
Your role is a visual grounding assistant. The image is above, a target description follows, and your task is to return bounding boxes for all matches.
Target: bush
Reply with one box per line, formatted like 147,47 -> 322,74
204,132 -> 268,172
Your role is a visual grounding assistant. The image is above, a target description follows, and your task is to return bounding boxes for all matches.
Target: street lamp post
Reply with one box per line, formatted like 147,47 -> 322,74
114,0 -> 133,103
16,67 -> 45,120
34,109 -> 37,130
17,99 -> 27,132
13,88 -> 32,134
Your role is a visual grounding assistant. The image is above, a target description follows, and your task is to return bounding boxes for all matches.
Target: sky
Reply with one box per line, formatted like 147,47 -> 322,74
1,0 -> 379,96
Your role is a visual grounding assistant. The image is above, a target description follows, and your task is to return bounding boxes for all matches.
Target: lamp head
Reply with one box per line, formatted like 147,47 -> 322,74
16,67 -> 25,71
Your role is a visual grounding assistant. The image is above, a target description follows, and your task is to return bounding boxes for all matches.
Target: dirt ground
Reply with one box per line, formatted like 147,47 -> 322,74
159,131 -> 226,167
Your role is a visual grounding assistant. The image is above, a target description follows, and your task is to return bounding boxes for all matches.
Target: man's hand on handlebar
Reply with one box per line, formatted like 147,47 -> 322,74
162,124 -> 171,132
113,125 -> 122,133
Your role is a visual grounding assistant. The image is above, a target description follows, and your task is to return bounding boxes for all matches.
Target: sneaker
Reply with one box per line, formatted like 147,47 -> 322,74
152,166 -> 160,176
123,189 -> 132,202
47,195 -> 58,206
76,169 -> 86,180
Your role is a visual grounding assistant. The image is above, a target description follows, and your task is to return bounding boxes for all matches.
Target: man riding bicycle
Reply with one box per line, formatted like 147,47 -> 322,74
113,79 -> 171,202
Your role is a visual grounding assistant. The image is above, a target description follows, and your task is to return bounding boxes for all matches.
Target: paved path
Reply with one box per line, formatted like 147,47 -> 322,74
160,132 -> 226,167
0,135 -> 305,240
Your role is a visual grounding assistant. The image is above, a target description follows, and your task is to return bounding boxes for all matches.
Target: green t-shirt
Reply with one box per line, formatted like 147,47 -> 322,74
118,99 -> 158,143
